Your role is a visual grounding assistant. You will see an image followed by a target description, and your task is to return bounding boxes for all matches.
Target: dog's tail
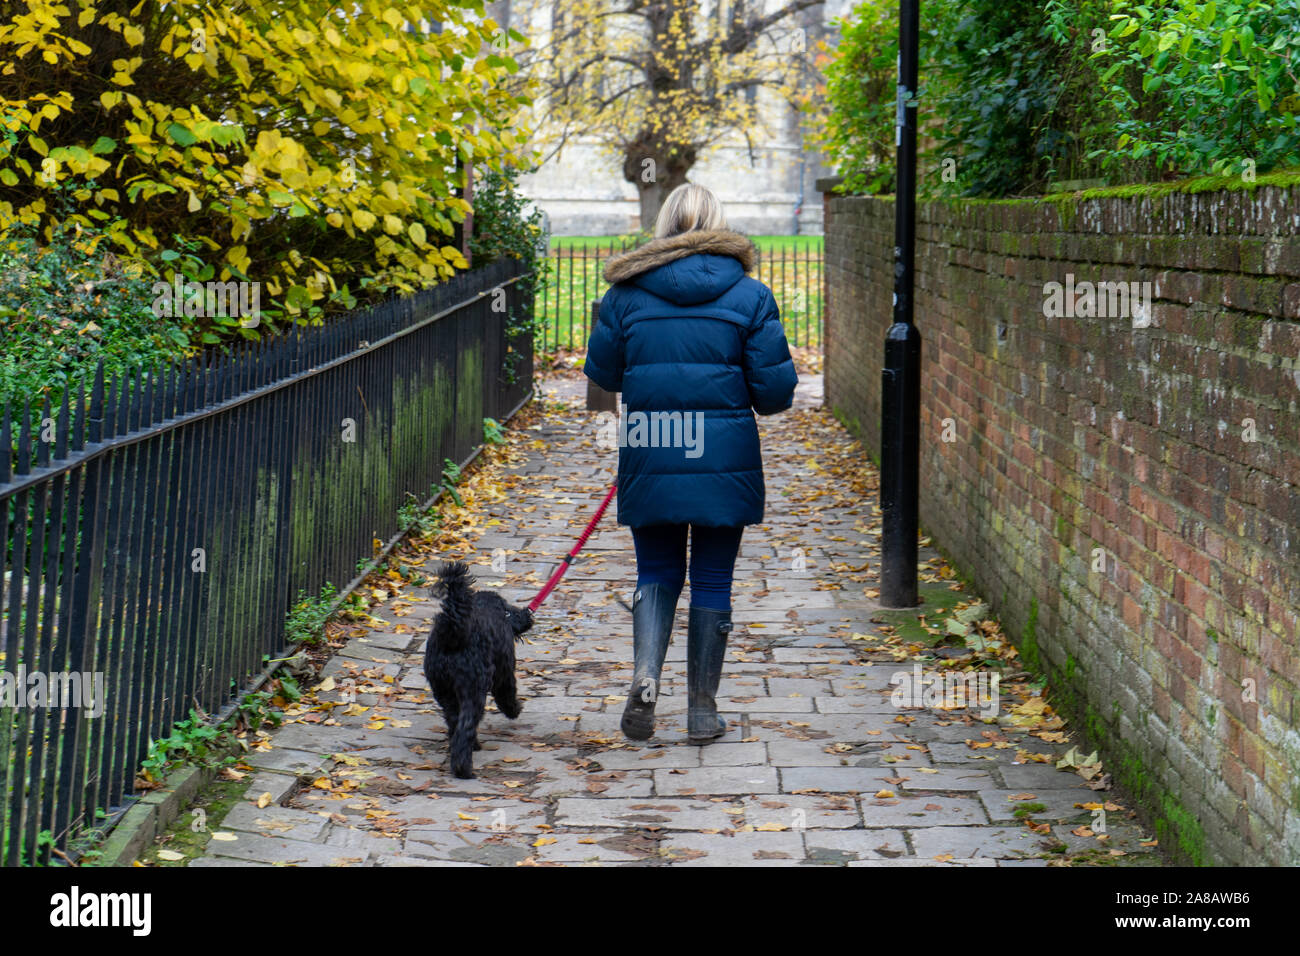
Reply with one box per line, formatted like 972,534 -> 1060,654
434,561 -> 475,652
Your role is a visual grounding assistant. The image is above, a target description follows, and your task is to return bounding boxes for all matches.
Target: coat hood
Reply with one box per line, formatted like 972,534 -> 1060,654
603,229 -> 757,307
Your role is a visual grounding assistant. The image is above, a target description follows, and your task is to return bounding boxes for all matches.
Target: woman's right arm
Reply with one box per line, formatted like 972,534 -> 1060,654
584,286 -> 625,392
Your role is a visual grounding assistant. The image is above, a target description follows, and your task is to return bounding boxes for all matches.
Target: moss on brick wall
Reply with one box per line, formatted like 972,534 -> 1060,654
824,181 -> 1300,866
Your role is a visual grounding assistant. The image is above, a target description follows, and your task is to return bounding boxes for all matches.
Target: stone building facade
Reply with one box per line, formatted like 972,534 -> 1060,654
492,0 -> 851,236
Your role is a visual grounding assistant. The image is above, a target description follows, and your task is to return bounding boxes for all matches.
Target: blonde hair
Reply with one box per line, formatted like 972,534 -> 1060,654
653,183 -> 728,238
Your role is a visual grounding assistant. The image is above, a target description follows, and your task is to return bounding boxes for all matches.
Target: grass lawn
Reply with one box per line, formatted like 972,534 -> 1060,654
551,234 -> 823,252
536,234 -> 823,351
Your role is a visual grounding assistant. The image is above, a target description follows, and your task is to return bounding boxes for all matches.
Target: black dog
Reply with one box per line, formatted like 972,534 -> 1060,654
423,561 -> 533,778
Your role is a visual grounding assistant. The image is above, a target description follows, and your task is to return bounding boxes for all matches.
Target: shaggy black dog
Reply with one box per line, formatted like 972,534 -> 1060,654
424,561 -> 533,778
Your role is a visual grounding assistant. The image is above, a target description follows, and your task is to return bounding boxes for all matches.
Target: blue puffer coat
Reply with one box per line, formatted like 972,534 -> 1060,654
584,228 -> 798,528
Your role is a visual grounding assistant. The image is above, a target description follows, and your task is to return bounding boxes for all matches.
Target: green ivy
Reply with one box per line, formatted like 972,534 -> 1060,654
0,218 -> 188,408
285,582 -> 339,646
1091,0 -> 1300,178
823,0 -> 1113,198
817,0 -> 900,196
483,416 -> 506,445
469,166 -> 544,384
140,709 -> 222,780
821,0 -> 1298,198
924,0 -> 1098,197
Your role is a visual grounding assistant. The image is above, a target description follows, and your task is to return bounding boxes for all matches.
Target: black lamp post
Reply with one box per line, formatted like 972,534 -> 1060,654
879,0 -> 922,608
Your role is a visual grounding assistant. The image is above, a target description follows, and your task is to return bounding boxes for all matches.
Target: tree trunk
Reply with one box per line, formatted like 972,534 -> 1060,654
626,153 -> 694,232
637,182 -> 662,233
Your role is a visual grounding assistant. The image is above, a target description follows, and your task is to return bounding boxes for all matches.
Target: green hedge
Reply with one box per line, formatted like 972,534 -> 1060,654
820,0 -> 1300,198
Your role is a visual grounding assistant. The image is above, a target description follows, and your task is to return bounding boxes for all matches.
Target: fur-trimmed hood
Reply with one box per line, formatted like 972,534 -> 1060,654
584,222 -> 797,529
603,229 -> 757,284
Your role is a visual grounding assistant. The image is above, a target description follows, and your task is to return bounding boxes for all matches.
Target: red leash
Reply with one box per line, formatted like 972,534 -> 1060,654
527,483 -> 618,613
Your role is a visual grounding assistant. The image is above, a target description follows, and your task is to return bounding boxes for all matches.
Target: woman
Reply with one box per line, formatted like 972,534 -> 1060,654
585,183 -> 798,744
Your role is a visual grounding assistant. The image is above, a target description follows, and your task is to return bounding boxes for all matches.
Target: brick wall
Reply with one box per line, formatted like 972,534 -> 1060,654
824,187 -> 1300,866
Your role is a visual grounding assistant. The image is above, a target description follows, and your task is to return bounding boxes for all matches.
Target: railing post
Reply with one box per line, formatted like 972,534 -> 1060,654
272,335 -> 301,625
2,402 -> 33,864
54,363 -> 110,853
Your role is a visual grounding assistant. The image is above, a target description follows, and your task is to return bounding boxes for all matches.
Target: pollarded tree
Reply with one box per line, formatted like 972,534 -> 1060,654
510,0 -> 824,229
0,0 -> 532,327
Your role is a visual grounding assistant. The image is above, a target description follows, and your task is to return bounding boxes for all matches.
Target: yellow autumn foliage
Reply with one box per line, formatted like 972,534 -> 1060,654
0,0 -> 534,322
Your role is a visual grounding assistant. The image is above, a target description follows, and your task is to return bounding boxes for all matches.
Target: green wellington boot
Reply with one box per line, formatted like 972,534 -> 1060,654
620,582 -> 681,740
686,605 -> 733,744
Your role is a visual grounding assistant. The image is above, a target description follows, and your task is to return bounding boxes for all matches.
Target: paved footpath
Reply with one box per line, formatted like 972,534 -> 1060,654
192,369 -> 1163,867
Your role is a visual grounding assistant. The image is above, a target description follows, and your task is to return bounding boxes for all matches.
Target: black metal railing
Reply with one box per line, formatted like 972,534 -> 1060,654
535,238 -> 824,352
0,257 -> 533,865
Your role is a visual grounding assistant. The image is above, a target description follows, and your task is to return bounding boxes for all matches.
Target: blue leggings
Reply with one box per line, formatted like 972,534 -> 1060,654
631,524 -> 744,611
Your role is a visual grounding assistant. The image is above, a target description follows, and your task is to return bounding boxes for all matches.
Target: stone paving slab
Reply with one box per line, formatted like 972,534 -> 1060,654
997,763 -> 1099,791
909,825 -> 1051,860
554,797 -> 741,831
242,748 -> 333,776
375,855 -> 485,867
532,832 -> 654,864
847,857 -> 997,868
855,795 -> 989,828
740,793 -> 862,830
802,828 -> 911,862
192,372 -> 1162,868
978,789 -> 1098,823
661,831 -> 807,866
203,833 -> 372,867
220,804 -> 330,843
654,766 -> 781,796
